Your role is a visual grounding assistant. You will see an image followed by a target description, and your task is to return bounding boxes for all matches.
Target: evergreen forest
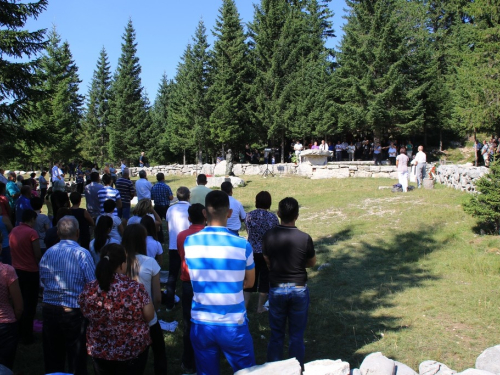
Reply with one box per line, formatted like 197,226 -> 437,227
1,0 -> 500,167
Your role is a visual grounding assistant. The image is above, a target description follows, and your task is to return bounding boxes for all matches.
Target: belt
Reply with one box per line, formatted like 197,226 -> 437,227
270,282 -> 305,288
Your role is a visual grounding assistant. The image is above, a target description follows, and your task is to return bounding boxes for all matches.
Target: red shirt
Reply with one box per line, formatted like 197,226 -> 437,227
177,224 -> 205,282
9,223 -> 39,272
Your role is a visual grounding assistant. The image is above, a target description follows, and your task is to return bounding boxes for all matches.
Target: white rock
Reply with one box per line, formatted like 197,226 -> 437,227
419,360 -> 456,375
395,361 -> 418,375
234,358 -> 301,375
304,359 -> 350,375
206,176 -> 245,189
458,369 -> 496,375
352,369 -> 362,375
360,352 -> 396,375
475,345 -> 500,375
214,161 -> 227,176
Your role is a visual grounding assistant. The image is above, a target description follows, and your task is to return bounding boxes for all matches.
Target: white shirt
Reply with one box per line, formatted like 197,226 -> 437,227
136,254 -> 161,326
146,236 -> 163,259
293,143 -> 303,152
227,196 -> 246,231
167,201 -> 190,250
96,214 -> 122,243
415,151 -> 426,164
52,165 -> 61,182
319,143 -> 328,151
135,178 -> 152,200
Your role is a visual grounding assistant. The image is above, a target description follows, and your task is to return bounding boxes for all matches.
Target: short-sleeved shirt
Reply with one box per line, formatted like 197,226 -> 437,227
396,154 -> 409,173
177,224 -> 205,282
262,225 -> 315,285
0,263 -> 18,323
96,214 -> 122,243
51,165 -> 61,182
136,254 -> 161,326
89,237 -> 120,265
245,209 -> 279,254
9,223 -> 40,272
40,240 -> 95,308
39,175 -> 48,189
34,213 -> 51,249
388,147 -> 397,157
115,178 -> 135,206
146,236 -> 163,259
415,151 -> 427,164
184,226 -> 254,326
190,185 -> 212,206
6,181 -> 19,209
78,273 -> 151,361
97,186 -> 121,216
15,195 -> 32,226
167,201 -> 190,250
84,182 -> 103,218
135,178 -> 152,201
151,181 -> 172,207
227,196 -> 246,231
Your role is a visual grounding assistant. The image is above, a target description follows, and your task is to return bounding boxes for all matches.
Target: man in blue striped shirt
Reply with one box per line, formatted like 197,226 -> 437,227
39,215 -> 95,375
97,174 -> 122,216
184,190 -> 256,375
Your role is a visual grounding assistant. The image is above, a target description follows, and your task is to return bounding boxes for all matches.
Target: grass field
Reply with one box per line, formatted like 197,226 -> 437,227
13,174 -> 500,374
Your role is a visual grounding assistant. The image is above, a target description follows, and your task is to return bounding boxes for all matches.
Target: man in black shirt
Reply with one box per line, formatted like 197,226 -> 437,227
262,197 -> 316,371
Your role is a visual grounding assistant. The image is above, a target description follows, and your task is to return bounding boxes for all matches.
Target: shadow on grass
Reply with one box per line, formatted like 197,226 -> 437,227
305,225 -> 439,366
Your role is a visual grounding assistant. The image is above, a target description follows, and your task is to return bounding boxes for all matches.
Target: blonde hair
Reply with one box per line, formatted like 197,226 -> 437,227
133,199 -> 152,217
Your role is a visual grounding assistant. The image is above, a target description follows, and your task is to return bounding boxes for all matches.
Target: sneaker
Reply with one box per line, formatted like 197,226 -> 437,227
181,363 -> 196,374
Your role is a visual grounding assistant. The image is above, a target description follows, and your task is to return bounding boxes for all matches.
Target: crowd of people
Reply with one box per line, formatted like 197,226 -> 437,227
0,163 -> 317,375
474,136 -> 500,167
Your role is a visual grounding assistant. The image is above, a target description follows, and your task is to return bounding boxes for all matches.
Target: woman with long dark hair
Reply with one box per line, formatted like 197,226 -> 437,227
122,225 -> 166,375
78,244 -> 153,375
89,216 -> 119,265
140,215 -> 163,266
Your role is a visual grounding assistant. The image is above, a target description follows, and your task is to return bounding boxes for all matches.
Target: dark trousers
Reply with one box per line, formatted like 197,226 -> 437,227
15,269 -> 39,344
77,183 -> 84,196
92,349 -> 148,375
0,322 -> 18,369
40,188 -> 47,203
182,281 -> 195,370
165,250 -> 181,309
150,321 -> 168,375
42,305 -> 88,375
153,205 -> 168,244
335,151 -> 342,161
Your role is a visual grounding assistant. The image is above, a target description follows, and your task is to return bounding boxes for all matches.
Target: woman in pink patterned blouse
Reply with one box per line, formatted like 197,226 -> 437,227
78,243 -> 154,375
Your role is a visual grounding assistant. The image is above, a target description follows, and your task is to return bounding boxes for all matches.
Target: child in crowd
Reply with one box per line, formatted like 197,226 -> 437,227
31,197 -> 51,254
140,215 -> 163,266
96,199 -> 123,243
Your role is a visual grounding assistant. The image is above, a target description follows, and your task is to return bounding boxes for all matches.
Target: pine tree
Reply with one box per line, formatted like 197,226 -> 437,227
334,0 -> 426,140
167,21 -> 211,164
208,0 -> 252,154
108,19 -> 149,164
80,47 -> 111,165
22,27 -> 83,164
149,74 -> 173,164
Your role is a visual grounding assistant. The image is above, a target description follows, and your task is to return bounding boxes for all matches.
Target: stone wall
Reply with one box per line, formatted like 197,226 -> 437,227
435,164 -> 488,193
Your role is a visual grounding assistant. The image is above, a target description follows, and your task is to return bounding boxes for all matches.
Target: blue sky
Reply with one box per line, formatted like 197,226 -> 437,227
25,0 -> 347,100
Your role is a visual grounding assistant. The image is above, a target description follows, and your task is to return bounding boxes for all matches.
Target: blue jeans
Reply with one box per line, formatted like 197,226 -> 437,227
191,323 -> 255,375
267,284 -> 310,370
117,203 -> 131,220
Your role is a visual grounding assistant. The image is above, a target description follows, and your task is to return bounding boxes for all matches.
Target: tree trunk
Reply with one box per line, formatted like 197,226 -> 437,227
474,127 -> 477,167
439,129 -> 443,152
281,134 -> 285,163
183,149 -> 186,166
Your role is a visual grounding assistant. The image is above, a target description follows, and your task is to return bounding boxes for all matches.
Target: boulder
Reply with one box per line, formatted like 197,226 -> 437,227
234,358 -> 301,375
304,359 -> 350,375
419,360 -> 456,375
395,362 -> 418,375
352,369 -> 362,375
360,352 -> 396,375
206,176 -> 245,189
475,345 -> 500,375
213,161 -> 227,176
355,170 -> 372,178
458,370 -> 495,375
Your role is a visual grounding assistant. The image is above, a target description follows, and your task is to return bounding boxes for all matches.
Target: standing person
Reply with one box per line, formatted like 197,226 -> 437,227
39,171 -> 48,202
396,148 -> 410,192
52,161 -> 63,184
263,197 -> 316,371
69,192 -> 93,250
9,209 -> 41,344
0,169 -> 7,185
0,231 -> 23,371
319,140 -> 328,151
0,205 -> 13,265
84,172 -> 103,225
97,174 -> 122,216
39,216 -> 95,375
176,203 -> 205,374
115,168 -> 135,220
78,244 -> 153,375
139,152 -> 149,168
122,224 -> 167,375
68,161 -> 75,182
0,182 -> 10,222
388,143 -> 397,165
109,163 -> 117,187
244,191 -> 279,313
373,142 -> 383,165
120,160 -> 127,174
414,145 -> 427,188
151,173 -> 173,244
406,140 -> 414,159
135,170 -> 152,201
482,140 -> 490,167
89,216 -> 119,265
165,187 -> 191,311
335,141 -> 343,162
75,166 -> 84,196
245,144 -> 252,163
140,216 -> 164,266
294,141 -> 303,164
184,191 -> 256,374
311,142 -> 319,150
347,142 -> 356,161
96,200 -> 124,243
6,172 -> 20,217
15,186 -> 32,226
31,197 -> 51,254
190,174 -> 211,206
220,181 -> 246,236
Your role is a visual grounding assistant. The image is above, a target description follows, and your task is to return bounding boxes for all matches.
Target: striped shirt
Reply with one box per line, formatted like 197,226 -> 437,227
151,181 -> 173,206
97,186 -> 121,215
40,240 -> 96,308
115,178 -> 135,205
184,226 -> 254,326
